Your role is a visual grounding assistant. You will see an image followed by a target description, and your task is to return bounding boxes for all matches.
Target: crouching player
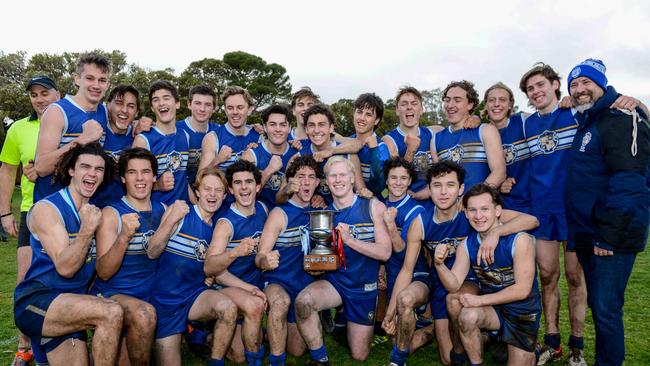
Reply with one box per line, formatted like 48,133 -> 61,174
435,184 -> 541,366
255,155 -> 322,365
148,168 -> 238,366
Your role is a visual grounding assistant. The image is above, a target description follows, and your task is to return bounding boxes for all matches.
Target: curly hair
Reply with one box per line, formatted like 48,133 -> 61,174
443,80 -> 480,114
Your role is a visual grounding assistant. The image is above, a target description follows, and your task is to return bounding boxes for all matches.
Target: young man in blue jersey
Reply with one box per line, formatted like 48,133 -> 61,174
178,85 -> 218,186
206,160 -> 268,366
14,142 -> 124,366
133,80 -> 190,205
295,156 -> 391,364
34,53 -> 111,202
255,155 -> 322,365
290,87 -> 320,141
199,86 -> 262,171
435,184 -> 541,366
242,104 -> 299,209
92,148 -> 164,365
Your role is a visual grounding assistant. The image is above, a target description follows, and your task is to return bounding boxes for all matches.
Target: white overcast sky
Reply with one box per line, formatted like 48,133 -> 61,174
2,0 -> 649,112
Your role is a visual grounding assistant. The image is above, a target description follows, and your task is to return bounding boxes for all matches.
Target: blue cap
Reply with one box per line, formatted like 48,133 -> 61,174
567,59 -> 607,92
26,76 -> 57,91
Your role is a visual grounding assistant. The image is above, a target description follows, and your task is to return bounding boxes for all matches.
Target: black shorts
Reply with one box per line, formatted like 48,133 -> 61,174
18,211 -> 30,248
494,306 -> 540,353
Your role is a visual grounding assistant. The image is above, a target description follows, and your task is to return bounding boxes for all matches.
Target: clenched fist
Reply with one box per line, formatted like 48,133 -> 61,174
261,250 -> 280,270
234,237 -> 256,257
382,207 -> 398,227
120,213 -> 141,238
156,171 -> 175,191
404,134 -> 420,152
167,200 -> 190,223
216,146 -> 233,165
79,203 -> 102,234
79,120 -> 104,144
434,244 -> 450,266
266,155 -> 283,176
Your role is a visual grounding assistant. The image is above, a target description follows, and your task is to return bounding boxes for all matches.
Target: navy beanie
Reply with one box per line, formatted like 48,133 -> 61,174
567,59 -> 607,92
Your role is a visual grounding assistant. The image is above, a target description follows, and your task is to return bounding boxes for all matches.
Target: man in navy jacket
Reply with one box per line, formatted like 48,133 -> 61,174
565,58 -> 650,366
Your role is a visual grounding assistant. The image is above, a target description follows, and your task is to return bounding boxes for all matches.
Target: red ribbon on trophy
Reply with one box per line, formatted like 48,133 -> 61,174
333,227 -> 346,269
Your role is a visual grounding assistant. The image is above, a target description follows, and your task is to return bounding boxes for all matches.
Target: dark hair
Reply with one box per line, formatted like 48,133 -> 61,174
354,93 -> 384,124
291,87 -> 320,107
148,80 -> 180,103
108,84 -> 141,112
426,160 -> 466,186
76,52 -> 112,75
225,159 -> 262,187
443,80 -> 480,114
189,84 -> 216,104
383,157 -> 415,183
118,148 -> 158,179
55,142 -> 114,188
285,155 -> 323,179
261,104 -> 292,124
462,183 -> 503,209
395,86 -> 422,104
519,62 -> 562,100
303,103 -> 335,125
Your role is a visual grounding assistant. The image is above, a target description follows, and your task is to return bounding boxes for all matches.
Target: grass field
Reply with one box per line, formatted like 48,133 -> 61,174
1,189 -> 649,365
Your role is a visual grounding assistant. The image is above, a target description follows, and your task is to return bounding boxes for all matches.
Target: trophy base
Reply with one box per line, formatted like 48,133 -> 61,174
304,253 -> 339,271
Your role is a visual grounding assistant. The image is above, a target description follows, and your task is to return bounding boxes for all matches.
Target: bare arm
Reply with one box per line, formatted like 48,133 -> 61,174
0,163 -> 19,236
331,136 -> 363,154
434,239 -> 471,293
381,135 -> 398,157
481,124 -> 507,188
382,207 -> 405,253
96,208 -> 136,280
275,154 -> 300,205
146,201 -> 189,259
349,154 -> 368,192
214,271 -> 260,292
255,208 -> 286,270
131,134 -> 148,149
386,217 -> 422,313
338,198 -> 391,261
198,132 -> 218,170
204,220 -> 237,277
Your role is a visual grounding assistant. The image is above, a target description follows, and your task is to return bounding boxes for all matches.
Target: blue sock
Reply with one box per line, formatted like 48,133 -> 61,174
544,333 -> 561,349
389,344 -> 409,365
309,345 -> 328,362
269,352 -> 286,366
568,335 -> 584,350
207,358 -> 225,366
470,363 -> 484,366
245,344 -> 265,366
450,350 -> 469,363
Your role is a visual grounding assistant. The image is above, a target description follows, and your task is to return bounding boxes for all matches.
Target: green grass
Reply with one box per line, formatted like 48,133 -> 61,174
1,188 -> 649,365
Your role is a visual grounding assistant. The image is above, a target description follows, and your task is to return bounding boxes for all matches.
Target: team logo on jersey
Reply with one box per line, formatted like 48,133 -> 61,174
319,179 -> 330,195
266,172 -> 284,191
413,151 -> 432,172
251,231 -> 263,254
141,229 -> 156,251
98,132 -> 106,146
579,132 -> 592,152
425,238 -> 460,257
348,225 -> 360,239
189,150 -> 201,168
167,151 -> 182,172
107,150 -> 121,164
474,266 -> 515,288
503,144 -> 517,165
367,310 -> 375,321
194,240 -> 208,261
449,145 -> 465,164
538,130 -> 558,153
87,239 -> 97,262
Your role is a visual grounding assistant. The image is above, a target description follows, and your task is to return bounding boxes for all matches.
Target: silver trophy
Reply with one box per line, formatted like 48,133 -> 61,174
303,209 -> 340,271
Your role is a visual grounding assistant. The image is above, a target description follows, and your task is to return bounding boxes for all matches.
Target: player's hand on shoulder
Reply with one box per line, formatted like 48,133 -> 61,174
357,187 -> 373,199
310,194 -> 327,209
312,149 -> 332,163
463,115 -> 481,129
610,95 -> 641,111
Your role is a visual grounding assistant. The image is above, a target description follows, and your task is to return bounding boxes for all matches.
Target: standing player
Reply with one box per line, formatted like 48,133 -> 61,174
148,167 -> 238,366
205,160 -> 268,366
0,75 -> 60,366
133,80 -> 190,205
14,142 -> 123,366
290,87 -> 320,141
34,53 -> 111,202
434,184 -> 541,366
255,155 -> 322,365
295,156 -> 391,364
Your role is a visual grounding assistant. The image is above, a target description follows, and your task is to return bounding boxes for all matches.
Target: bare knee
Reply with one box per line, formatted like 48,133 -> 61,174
295,291 -> 316,321
269,292 -> 291,317
350,347 -> 370,361
538,265 -> 560,287
446,294 -> 462,316
215,296 -> 238,322
565,267 -> 585,288
102,300 -> 124,325
458,308 -> 480,333
397,291 -> 416,313
242,296 -> 265,321
131,303 -> 157,332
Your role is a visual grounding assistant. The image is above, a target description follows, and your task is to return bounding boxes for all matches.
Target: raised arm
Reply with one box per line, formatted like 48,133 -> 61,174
434,239 -> 471,293
96,208 -> 139,280
204,220 -> 255,277
145,200 -> 189,259
255,207 -> 286,270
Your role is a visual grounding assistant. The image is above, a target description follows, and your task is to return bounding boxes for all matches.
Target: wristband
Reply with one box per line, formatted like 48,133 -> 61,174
0,212 -> 12,218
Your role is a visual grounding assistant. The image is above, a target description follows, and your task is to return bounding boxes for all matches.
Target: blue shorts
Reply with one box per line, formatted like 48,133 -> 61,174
153,290 -> 205,339
494,305 -> 540,353
386,272 -> 431,312
532,213 -> 567,241
323,278 -> 377,326
263,280 -> 303,324
14,287 -> 87,353
430,269 -> 478,320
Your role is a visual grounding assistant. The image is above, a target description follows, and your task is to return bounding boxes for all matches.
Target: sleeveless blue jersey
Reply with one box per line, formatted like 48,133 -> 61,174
249,142 -> 299,209
384,127 -> 434,192
464,232 -> 541,317
91,124 -> 134,208
420,200 -> 472,272
350,133 -> 380,184
150,205 -> 213,308
498,114 -> 531,213
138,126 -> 190,205
324,196 -> 378,297
177,118 -> 219,185
383,195 -> 429,296
433,125 -> 490,190
34,96 -> 109,202
92,197 -> 165,299
298,140 -> 347,205
524,107 -> 577,214
218,201 -> 268,287
15,188 -> 96,300
210,123 -> 262,170
262,200 -> 314,295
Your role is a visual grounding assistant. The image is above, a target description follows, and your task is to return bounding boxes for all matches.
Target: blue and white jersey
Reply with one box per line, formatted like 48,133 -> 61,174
218,201 -> 269,287
177,118 -> 219,185
262,200 -> 314,295
324,196 -> 378,297
383,195 -> 429,297
350,133 -> 380,184
248,142 -> 299,209
433,125 -> 491,190
465,231 -> 541,317
92,197 -> 165,299
15,188 -> 96,300
524,106 -> 578,214
150,205 -> 213,308
383,126 -> 434,193
420,200 -> 472,272
34,96 -> 109,202
209,123 -> 262,170
498,114 -> 531,213
91,124 -> 134,208
298,140 -> 347,205
138,126 -> 190,205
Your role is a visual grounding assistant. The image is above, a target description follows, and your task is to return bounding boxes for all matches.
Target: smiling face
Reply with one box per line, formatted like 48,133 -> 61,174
122,158 -> 155,201
28,85 -> 60,117
444,86 -> 473,125
264,112 -> 291,147
224,94 -> 253,129
353,106 -> 379,135
429,171 -> 464,211
151,88 -> 180,125
485,88 -> 512,124
305,113 -> 333,149
464,192 -> 501,233
188,93 -> 215,124
229,171 -> 260,208
396,92 -> 422,128
196,174 -> 226,214
386,166 -> 412,199
569,76 -> 604,112
69,153 -> 106,199
525,74 -> 560,113
74,63 -> 110,107
325,160 -> 354,199
108,91 -> 138,133
293,96 -> 317,126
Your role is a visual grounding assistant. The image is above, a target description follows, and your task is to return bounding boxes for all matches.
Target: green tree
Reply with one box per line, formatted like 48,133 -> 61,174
330,98 -> 355,136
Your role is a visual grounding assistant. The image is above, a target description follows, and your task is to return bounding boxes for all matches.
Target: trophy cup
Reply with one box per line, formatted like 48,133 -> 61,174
303,210 -> 343,271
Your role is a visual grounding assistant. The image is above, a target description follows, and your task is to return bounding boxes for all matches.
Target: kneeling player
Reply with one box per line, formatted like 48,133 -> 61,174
435,184 -> 541,366
256,155 -> 322,365
149,168 -> 238,366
